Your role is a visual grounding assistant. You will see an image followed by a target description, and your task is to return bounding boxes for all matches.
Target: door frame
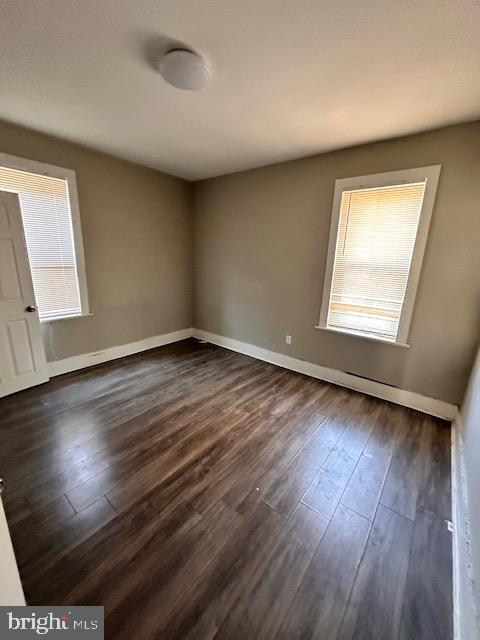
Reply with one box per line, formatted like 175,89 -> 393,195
0,497 -> 25,605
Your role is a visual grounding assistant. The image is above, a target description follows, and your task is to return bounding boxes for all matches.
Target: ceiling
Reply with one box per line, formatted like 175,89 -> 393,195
1,0 -> 479,181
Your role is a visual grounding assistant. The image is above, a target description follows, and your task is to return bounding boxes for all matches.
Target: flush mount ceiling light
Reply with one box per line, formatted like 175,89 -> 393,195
158,48 -> 211,91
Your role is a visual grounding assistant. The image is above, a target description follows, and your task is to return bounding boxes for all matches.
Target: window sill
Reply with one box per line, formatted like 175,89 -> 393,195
40,312 -> 94,324
314,325 -> 410,348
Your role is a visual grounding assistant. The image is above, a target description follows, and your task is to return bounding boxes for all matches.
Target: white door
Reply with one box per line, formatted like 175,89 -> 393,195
0,190 -> 49,396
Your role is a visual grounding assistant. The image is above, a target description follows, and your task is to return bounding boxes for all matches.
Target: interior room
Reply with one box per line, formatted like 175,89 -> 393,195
0,1 -> 479,639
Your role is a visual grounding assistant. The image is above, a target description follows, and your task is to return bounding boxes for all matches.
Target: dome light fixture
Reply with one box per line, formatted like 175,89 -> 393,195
158,48 -> 211,91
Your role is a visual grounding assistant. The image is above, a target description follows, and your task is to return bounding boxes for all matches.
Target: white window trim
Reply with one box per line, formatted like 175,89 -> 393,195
317,165 -> 441,346
0,151 -> 90,322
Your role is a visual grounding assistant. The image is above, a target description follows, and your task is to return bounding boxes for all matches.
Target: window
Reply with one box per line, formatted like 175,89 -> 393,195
0,153 -> 89,321
318,166 -> 441,345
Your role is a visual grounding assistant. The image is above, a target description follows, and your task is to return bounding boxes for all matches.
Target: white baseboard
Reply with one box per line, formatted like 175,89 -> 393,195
192,328 -> 457,420
47,328 -> 193,377
452,416 -> 479,640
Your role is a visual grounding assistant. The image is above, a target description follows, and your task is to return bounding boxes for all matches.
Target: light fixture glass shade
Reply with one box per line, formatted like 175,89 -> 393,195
158,49 -> 211,90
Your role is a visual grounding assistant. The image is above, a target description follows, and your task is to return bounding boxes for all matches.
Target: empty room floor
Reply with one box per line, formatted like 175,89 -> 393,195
0,339 -> 453,639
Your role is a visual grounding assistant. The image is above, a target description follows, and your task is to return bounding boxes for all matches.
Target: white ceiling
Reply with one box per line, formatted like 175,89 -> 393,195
1,0 -> 479,181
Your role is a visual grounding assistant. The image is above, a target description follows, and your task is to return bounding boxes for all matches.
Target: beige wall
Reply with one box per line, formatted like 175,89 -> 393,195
0,120 -> 192,361
193,122 -> 480,404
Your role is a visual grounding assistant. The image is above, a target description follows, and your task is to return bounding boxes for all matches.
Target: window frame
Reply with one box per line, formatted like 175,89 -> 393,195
0,151 -> 90,322
317,165 -> 441,346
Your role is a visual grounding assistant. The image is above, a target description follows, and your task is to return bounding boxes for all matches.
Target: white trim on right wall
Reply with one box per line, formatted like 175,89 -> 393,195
452,414 -> 479,640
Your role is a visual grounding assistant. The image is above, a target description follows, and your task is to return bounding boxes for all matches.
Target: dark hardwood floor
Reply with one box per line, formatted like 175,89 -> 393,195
0,338 -> 453,639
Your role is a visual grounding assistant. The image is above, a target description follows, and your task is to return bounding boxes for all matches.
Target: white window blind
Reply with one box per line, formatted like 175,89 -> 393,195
325,181 -> 427,341
0,165 -> 82,320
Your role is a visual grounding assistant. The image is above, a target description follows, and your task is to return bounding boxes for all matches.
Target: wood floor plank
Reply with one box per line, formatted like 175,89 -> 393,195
276,503 -> 371,640
341,404 -> 403,520
301,414 -> 373,518
70,404 -> 250,512
417,418 -> 452,520
106,406 -> 273,514
341,452 -> 391,520
153,499 -> 286,640
214,502 -> 328,640
188,411 -> 298,514
223,407 -> 330,513
362,403 -> 404,460
7,452 -> 116,515
98,500 -> 243,639
24,497 -> 202,606
262,454 -> 321,517
379,412 -> 428,520
18,496 -> 117,599
338,504 -> 414,640
106,408 -> 281,519
259,412 -> 349,518
8,495 -> 75,543
398,508 -> 453,640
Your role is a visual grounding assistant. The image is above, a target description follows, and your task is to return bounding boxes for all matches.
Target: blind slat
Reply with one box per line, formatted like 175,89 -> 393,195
0,166 -> 82,320
327,181 -> 426,341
